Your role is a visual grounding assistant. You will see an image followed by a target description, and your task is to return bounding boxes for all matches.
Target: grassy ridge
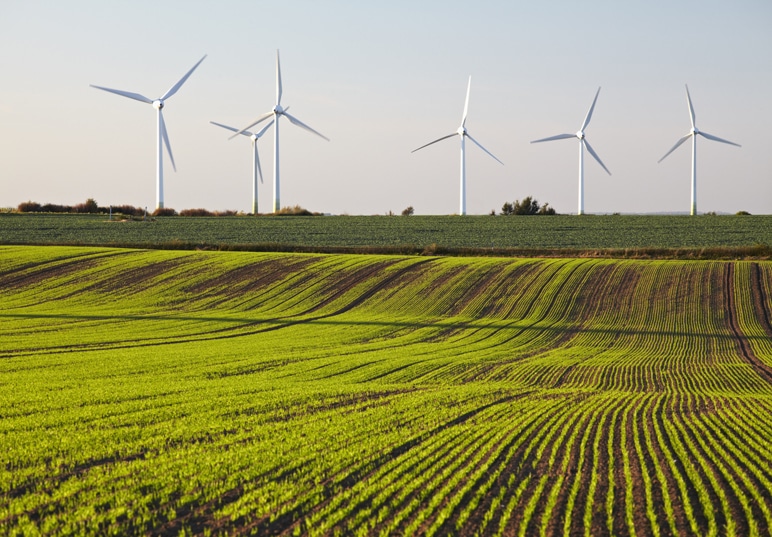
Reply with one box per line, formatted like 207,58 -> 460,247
1,214 -> 772,257
1,246 -> 772,535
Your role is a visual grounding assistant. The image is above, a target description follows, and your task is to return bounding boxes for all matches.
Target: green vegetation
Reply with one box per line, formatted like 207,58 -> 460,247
500,196 -> 556,215
1,246 -> 771,535
1,213 -> 772,258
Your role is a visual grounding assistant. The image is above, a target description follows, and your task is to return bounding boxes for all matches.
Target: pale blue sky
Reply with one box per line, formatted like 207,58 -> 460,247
1,0 -> 770,214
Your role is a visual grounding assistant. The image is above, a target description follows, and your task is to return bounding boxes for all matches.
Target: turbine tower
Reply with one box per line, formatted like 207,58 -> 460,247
232,50 -> 329,213
658,85 -> 741,216
91,55 -> 207,210
411,76 -> 503,216
531,87 -> 611,215
211,119 -> 274,214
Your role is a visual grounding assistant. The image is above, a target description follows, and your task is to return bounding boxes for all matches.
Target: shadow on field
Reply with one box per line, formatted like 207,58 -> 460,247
1,311 -> 770,350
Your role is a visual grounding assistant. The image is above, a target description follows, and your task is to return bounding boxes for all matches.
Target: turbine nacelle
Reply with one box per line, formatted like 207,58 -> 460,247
273,104 -> 284,114
457,126 -> 467,137
153,100 -> 164,110
691,127 -> 699,136
576,131 -> 585,140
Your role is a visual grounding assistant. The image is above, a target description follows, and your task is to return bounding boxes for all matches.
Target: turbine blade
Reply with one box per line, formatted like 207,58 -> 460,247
276,49 -> 283,106
583,139 -> 610,175
283,112 -> 329,141
466,133 -> 504,165
90,85 -> 153,104
254,141 -> 264,184
685,84 -> 696,130
255,119 -> 275,139
229,111 -> 274,140
161,55 -> 207,101
580,87 -> 601,131
698,131 -> 741,147
658,133 -> 692,163
411,133 -> 458,153
210,121 -> 252,137
461,76 -> 471,127
530,133 -> 576,143
159,110 -> 176,172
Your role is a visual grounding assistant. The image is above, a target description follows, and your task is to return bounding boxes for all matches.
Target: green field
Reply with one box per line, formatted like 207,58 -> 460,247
2,213 -> 772,254
1,246 -> 771,535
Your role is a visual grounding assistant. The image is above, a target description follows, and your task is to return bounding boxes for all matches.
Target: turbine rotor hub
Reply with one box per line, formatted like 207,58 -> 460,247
576,131 -> 584,140
273,104 -> 283,114
457,126 -> 466,136
153,100 -> 164,110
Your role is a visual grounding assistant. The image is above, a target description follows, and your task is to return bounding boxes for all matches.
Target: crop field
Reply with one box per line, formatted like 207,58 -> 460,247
1,246 -> 772,535
2,213 -> 772,253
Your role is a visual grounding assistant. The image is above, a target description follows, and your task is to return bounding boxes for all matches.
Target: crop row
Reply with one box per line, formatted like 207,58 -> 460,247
1,246 -> 771,535
2,213 -> 772,251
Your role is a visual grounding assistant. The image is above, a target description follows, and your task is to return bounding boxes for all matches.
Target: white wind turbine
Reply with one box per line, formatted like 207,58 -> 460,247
211,119 -> 275,214
658,85 -> 741,216
411,76 -> 503,216
232,50 -> 329,213
531,87 -> 610,215
91,55 -> 207,210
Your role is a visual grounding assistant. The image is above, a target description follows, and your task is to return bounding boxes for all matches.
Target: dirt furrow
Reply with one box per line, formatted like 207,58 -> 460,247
724,264 -> 772,384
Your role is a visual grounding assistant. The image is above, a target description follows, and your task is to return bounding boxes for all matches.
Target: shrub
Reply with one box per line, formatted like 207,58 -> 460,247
180,208 -> 214,217
73,198 -> 99,214
17,201 -> 42,213
112,205 -> 145,217
501,196 -> 556,215
152,207 -> 177,217
402,206 -> 414,216
40,203 -> 72,213
537,203 -> 556,215
275,205 -> 320,216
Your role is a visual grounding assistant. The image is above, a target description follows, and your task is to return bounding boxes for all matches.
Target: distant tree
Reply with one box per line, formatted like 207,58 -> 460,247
275,205 -> 321,216
152,207 -> 177,217
513,196 -> 540,215
113,204 -> 144,216
17,201 -> 41,213
736,210 -> 751,216
40,203 -> 71,213
537,202 -> 556,215
180,208 -> 214,217
500,196 -> 556,216
401,206 -> 414,216
74,198 -> 99,214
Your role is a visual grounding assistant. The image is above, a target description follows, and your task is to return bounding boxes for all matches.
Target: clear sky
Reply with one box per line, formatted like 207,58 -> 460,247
1,0 -> 770,215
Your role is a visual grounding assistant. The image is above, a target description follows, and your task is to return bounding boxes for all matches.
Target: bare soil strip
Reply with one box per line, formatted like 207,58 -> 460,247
724,264 -> 772,384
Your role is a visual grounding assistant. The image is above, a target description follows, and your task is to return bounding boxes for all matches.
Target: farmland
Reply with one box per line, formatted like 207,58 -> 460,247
1,245 -> 771,535
2,213 -> 772,254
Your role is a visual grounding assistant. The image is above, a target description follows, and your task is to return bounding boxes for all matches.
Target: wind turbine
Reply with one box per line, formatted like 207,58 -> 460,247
232,50 -> 329,213
411,76 -> 503,216
658,85 -> 741,216
91,55 -> 206,210
211,119 -> 275,214
531,87 -> 610,215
